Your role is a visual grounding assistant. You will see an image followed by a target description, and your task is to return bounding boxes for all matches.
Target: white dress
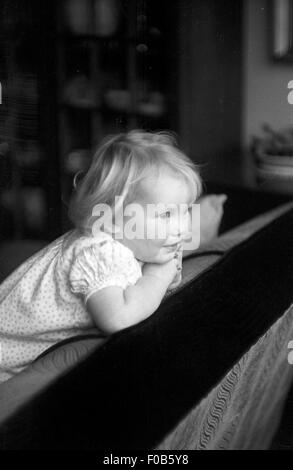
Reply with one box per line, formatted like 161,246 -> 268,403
0,229 -> 142,382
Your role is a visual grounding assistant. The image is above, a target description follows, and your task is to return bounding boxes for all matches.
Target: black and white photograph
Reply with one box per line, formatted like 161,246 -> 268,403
0,0 -> 293,456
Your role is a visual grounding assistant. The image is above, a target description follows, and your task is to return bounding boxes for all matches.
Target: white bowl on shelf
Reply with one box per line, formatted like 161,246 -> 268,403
254,151 -> 293,194
255,151 -> 293,168
103,89 -> 131,112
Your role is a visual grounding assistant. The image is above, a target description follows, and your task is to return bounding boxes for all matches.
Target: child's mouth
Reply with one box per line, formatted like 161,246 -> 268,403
165,243 -> 178,250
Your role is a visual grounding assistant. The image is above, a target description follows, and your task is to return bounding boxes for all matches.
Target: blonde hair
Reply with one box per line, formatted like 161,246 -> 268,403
68,129 -> 202,233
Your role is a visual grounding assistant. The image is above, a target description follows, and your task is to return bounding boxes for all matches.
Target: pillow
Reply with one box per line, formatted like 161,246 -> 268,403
181,193 -> 227,254
199,194 -> 227,246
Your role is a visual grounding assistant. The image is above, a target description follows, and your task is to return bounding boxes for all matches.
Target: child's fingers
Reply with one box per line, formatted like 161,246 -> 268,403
174,246 -> 183,266
167,271 -> 182,291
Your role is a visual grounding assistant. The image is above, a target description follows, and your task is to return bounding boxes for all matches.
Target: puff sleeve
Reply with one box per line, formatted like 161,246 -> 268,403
69,237 -> 142,303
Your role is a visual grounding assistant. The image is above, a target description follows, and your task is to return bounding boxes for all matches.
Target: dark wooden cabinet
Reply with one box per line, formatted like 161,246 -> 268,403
0,0 -> 51,240
0,0 -> 179,239
55,0 -> 179,231
4,0 -> 285,241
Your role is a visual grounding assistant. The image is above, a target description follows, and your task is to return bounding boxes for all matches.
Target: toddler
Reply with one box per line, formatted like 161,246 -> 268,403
0,130 -> 201,382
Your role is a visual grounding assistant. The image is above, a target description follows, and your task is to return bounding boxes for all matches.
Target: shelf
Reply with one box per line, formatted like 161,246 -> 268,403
58,32 -> 165,47
59,102 -> 101,111
60,101 -> 166,118
55,0 -> 177,231
204,151 -> 293,197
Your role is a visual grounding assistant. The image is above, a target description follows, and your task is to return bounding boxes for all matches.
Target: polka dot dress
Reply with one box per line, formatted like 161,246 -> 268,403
0,230 -> 142,382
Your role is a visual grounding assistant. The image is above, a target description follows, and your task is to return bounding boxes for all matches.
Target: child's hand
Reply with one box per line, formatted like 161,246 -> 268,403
167,246 -> 183,290
142,256 -> 179,286
167,270 -> 182,291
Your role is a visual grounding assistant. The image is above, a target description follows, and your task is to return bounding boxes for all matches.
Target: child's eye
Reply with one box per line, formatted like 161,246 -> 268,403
160,210 -> 171,219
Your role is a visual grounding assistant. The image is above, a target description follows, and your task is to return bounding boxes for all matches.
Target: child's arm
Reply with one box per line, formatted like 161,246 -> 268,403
86,258 -> 178,335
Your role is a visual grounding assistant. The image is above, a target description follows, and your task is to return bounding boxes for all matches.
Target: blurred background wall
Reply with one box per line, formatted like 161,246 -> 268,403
0,0 -> 293,250
243,0 -> 293,146
178,0 -> 243,183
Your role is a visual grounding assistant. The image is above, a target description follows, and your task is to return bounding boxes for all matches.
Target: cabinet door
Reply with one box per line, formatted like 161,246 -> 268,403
0,0 -> 54,240
57,0 -> 179,231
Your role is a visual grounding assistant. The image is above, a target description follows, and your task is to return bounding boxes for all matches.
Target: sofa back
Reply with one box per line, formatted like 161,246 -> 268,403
1,206 -> 293,449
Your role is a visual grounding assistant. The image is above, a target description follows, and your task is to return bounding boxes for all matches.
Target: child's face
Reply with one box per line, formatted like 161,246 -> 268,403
118,170 -> 193,263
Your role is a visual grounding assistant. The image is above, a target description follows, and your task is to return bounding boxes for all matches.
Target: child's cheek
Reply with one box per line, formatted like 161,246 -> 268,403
145,217 -> 168,242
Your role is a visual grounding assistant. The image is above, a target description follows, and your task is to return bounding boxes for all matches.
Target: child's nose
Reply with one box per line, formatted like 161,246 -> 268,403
170,215 -> 189,240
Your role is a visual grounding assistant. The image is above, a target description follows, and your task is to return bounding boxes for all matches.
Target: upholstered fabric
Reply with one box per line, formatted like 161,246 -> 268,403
158,304 -> 293,449
1,202 -> 293,450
